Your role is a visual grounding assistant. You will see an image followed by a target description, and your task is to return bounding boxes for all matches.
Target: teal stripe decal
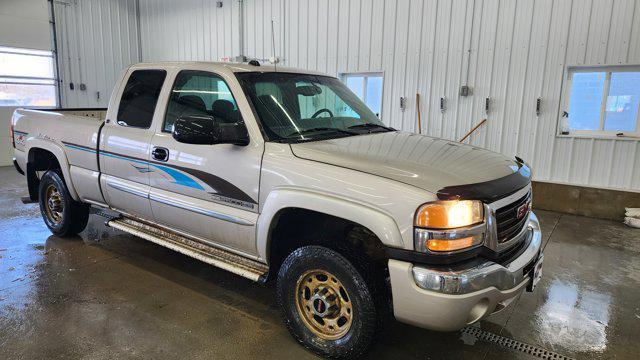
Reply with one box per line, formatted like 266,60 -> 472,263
64,143 -> 96,153
63,143 -> 205,191
150,163 -> 204,190
100,151 -> 147,165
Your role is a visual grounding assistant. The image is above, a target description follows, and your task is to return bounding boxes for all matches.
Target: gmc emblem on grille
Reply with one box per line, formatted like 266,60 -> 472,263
517,201 -> 530,220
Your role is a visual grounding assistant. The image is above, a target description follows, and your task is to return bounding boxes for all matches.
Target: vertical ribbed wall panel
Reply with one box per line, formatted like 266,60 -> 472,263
55,0 -> 139,108
138,0 -> 239,61
55,0 -> 640,192
257,0 -> 640,192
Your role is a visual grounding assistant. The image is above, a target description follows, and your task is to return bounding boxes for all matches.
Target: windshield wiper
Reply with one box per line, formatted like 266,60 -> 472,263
347,123 -> 396,132
286,127 -> 358,138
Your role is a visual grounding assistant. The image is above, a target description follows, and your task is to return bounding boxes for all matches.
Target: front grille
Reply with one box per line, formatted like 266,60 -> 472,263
495,191 -> 531,243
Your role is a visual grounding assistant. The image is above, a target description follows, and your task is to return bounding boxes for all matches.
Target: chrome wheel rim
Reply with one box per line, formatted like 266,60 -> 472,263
44,185 -> 63,225
295,269 -> 353,340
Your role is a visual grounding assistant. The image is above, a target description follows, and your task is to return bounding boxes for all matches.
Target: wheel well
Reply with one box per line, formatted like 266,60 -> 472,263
27,148 -> 62,201
267,208 -> 389,281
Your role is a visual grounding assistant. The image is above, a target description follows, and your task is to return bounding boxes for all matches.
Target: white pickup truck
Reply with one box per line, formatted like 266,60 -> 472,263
11,61 -> 543,358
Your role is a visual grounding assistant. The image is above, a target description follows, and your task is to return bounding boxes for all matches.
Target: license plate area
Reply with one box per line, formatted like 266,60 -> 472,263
526,254 -> 543,292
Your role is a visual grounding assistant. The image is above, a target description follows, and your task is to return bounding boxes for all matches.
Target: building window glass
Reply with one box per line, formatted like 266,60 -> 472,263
0,46 -> 57,107
341,73 -> 383,117
562,66 -> 640,137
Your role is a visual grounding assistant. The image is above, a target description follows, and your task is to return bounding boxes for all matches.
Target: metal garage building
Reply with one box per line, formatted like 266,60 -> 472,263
1,1 -> 640,359
46,0 -> 640,195
3,0 -> 640,194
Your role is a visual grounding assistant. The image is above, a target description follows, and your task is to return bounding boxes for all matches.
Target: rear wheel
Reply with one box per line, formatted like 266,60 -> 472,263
38,170 -> 90,237
277,246 -> 378,358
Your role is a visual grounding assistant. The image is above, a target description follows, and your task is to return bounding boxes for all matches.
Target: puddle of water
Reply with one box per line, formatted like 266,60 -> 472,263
534,279 -> 611,353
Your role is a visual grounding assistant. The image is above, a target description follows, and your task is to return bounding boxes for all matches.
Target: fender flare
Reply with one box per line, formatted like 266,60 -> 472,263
25,138 -> 80,201
256,188 -> 405,261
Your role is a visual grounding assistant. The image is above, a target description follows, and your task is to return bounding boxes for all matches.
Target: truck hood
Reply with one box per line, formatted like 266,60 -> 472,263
290,131 -> 530,202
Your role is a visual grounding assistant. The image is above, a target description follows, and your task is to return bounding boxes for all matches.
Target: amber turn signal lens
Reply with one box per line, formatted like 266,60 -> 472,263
415,200 -> 484,229
426,237 -> 475,252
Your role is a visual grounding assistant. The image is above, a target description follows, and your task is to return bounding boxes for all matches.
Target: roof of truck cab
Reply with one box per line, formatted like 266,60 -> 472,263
128,61 -> 332,77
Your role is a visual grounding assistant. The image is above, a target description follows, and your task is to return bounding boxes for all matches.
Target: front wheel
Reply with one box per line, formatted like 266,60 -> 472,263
276,246 -> 378,358
38,170 -> 90,237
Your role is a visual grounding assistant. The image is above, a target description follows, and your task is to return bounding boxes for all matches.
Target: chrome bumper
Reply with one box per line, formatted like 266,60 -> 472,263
413,212 -> 541,294
388,212 -> 542,331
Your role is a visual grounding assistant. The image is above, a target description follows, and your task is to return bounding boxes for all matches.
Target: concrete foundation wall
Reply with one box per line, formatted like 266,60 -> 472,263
532,181 -> 640,221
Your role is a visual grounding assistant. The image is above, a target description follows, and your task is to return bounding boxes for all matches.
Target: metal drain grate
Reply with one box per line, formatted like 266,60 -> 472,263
461,326 -> 574,360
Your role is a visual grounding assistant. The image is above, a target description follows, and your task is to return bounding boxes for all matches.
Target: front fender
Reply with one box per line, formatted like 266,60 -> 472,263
256,187 -> 404,261
25,138 -> 80,201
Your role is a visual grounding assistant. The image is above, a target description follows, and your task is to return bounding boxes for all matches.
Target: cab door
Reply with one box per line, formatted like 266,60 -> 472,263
148,70 -> 262,256
100,69 -> 167,220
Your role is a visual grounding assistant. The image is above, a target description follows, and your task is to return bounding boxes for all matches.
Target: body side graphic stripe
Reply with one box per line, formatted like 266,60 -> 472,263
149,160 -> 256,203
62,142 -> 256,203
105,180 -> 253,225
106,180 -> 149,198
149,194 -> 254,226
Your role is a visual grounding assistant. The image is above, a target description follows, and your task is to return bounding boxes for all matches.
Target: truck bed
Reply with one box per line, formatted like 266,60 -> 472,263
28,107 -> 108,121
11,107 -> 107,205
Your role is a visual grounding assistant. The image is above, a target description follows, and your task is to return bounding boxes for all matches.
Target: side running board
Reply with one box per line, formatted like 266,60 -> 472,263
106,217 -> 268,282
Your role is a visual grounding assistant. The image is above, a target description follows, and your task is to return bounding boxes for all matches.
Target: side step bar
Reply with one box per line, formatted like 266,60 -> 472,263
106,217 -> 268,282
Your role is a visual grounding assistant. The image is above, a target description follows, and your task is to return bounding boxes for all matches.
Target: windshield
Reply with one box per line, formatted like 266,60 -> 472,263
236,72 -> 392,143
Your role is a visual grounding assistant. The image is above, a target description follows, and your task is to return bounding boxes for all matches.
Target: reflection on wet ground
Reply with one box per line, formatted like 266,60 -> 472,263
1,166 -> 638,359
535,279 -> 611,352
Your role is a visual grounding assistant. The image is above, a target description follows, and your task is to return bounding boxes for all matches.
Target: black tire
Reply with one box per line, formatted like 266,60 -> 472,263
277,246 -> 378,359
38,170 -> 90,237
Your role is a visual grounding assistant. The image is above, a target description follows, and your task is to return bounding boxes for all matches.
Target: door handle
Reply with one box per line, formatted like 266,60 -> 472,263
151,147 -> 169,162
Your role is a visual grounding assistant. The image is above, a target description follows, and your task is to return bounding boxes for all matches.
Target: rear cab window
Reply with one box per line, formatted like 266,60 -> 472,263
117,69 -> 167,128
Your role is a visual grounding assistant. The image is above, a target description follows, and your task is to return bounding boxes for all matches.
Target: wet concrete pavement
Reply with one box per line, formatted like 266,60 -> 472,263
0,166 -> 638,359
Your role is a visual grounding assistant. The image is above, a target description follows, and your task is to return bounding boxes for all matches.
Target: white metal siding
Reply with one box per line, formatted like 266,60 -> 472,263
56,0 -> 640,192
138,0 -> 240,61
54,0 -> 139,108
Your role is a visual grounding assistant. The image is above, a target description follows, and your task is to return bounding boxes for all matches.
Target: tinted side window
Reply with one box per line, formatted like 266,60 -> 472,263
117,70 -> 167,128
163,70 -> 240,132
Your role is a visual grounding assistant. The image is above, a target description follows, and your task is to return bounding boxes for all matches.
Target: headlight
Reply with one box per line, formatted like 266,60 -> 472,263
415,200 -> 484,229
414,200 -> 485,253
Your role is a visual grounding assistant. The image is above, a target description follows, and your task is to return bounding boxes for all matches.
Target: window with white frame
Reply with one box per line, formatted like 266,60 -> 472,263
341,73 -> 383,117
561,66 -> 640,137
0,46 -> 57,107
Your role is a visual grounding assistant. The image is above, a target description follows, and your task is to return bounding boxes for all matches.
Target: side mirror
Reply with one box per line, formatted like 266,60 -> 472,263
172,115 -> 249,146
172,115 -> 216,144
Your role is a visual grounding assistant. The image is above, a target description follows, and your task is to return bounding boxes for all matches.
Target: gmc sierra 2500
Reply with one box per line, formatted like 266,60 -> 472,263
11,62 -> 543,358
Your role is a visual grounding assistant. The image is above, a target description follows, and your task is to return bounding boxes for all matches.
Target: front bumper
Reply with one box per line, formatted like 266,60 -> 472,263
388,212 -> 542,331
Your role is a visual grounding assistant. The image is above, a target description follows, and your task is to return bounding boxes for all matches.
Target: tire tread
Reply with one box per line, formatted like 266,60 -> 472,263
276,245 -> 379,359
